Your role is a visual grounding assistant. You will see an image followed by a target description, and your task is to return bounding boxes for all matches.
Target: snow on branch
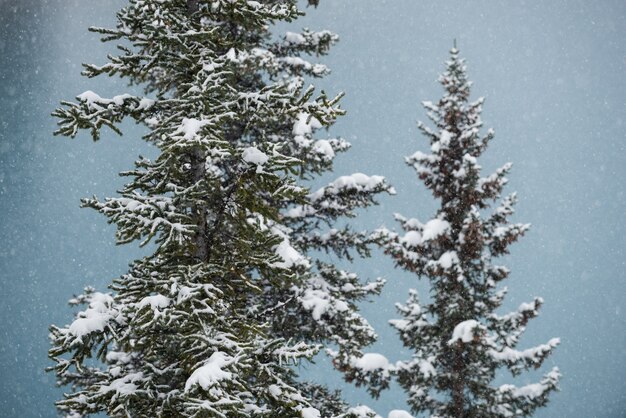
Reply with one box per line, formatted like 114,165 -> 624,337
53,91 -> 159,140
489,338 -> 560,375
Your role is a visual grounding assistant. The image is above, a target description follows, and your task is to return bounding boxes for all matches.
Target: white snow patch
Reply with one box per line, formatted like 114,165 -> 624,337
137,97 -> 155,110
273,238 -> 309,269
67,292 -> 115,338
494,226 -> 508,237
490,338 -> 560,362
311,173 -> 386,201
401,230 -> 422,247
440,129 -> 452,146
348,405 -> 381,418
389,318 -> 409,331
301,290 -> 330,321
463,153 -> 477,164
421,218 -> 450,241
242,147 -> 269,165
333,173 -> 382,190
438,251 -> 459,269
353,353 -> 390,371
448,319 -> 483,345
111,93 -> 132,106
300,289 -> 348,320
285,31 -> 306,44
419,359 -> 436,378
312,139 -> 335,159
144,117 -> 159,127
268,384 -> 282,398
138,294 -> 170,310
519,298 -> 542,311
246,1 -> 261,9
301,407 -> 321,418
348,405 -> 382,418
77,90 -> 106,108
175,118 -> 209,140
185,352 -> 232,392
389,411 -> 414,418
293,113 -> 322,137
99,372 -> 143,397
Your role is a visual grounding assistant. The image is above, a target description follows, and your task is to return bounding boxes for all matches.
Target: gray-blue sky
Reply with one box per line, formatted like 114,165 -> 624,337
0,1 -> 624,417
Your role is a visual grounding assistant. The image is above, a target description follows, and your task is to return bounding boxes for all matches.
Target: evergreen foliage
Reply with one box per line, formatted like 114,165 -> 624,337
363,47 -> 561,417
48,1 -> 391,416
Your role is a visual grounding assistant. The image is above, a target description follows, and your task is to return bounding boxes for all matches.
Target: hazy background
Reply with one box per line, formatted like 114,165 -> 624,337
0,1 -> 624,416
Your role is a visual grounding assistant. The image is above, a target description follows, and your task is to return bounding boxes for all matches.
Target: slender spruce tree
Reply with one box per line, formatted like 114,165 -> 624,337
48,1 -> 391,417
357,47 -> 561,417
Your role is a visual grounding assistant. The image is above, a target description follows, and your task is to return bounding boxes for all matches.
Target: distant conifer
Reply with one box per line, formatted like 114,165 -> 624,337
354,47 -> 560,418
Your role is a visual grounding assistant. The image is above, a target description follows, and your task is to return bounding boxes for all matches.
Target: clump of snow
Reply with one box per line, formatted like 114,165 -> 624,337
77,91 -> 153,112
137,294 -> 170,310
285,31 -> 306,45
311,173 -> 387,201
272,238 -> 310,269
518,298 -> 542,312
301,407 -> 321,418
111,93 -> 132,106
175,118 -> 210,140
68,292 -> 115,339
348,405 -> 381,418
389,318 -> 409,331
499,368 -> 560,400
144,117 -> 159,128
438,251 -> 459,269
333,173 -> 382,190
389,410 -> 414,418
242,146 -> 269,166
77,90 -> 106,108
418,358 -> 436,378
225,47 -> 239,62
99,372 -> 143,398
463,153 -> 477,165
246,1 -> 261,10
490,338 -> 560,362
394,213 -> 422,229
268,384 -> 282,398
353,353 -> 390,371
407,150 -> 428,162
401,230 -> 422,247
293,112 -> 322,139
448,319 -> 483,345
432,130 -> 452,152
440,129 -> 452,146
493,226 -> 508,237
312,139 -> 335,159
300,289 -> 330,320
421,218 -> 450,241
137,97 -> 155,110
300,289 -> 348,321
105,351 -> 133,364
184,352 -> 232,392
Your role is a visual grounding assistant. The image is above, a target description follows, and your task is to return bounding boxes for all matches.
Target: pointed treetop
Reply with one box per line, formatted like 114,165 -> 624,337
439,45 -> 470,105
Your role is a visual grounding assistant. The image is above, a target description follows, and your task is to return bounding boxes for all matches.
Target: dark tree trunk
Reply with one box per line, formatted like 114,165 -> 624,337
191,148 -> 208,262
187,0 -> 199,14
452,342 -> 465,417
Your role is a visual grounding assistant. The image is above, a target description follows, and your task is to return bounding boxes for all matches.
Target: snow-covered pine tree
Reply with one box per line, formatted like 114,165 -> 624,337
364,47 -> 561,417
48,1 -> 391,417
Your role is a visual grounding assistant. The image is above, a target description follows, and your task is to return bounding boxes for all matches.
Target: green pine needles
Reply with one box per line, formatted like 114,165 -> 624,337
49,1 -> 391,417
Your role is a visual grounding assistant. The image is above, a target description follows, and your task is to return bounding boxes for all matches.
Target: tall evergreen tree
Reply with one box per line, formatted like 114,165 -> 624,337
358,47 -> 561,417
48,1 -> 391,416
